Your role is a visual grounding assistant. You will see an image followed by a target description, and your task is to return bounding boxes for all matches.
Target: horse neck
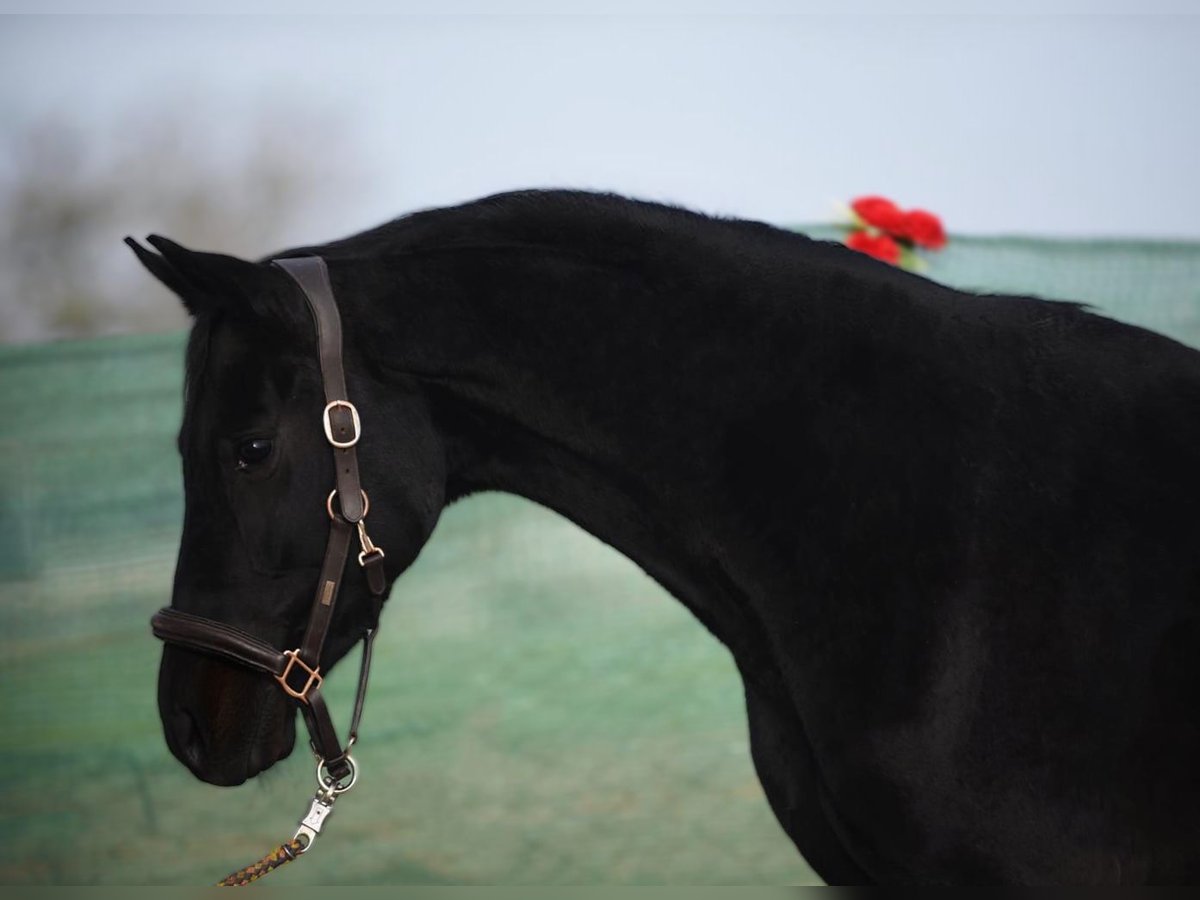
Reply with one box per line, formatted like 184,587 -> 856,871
346,237 -> 827,687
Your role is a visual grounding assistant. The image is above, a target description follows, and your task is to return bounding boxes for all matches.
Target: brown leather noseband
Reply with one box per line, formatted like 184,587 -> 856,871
150,255 -> 388,793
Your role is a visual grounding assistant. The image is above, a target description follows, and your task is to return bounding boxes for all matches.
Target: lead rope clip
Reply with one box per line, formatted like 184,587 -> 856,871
356,518 -> 385,566
216,755 -> 358,887
295,754 -> 358,849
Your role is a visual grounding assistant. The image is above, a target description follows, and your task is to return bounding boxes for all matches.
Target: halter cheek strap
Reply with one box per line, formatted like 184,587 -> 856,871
150,255 -> 388,786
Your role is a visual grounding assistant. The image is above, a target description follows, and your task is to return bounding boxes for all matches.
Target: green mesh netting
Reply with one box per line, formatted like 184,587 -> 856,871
1,233 -> 1198,885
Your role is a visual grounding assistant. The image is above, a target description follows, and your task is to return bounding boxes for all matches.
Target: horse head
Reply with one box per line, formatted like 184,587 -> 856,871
127,236 -> 446,786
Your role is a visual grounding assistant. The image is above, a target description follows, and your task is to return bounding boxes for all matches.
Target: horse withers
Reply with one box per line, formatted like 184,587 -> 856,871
128,189 -> 1200,884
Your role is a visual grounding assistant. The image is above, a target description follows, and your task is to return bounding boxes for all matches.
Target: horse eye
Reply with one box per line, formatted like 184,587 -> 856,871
236,438 -> 274,468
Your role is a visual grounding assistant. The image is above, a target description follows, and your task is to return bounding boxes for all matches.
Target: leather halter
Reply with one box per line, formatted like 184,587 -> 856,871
151,256 -> 388,784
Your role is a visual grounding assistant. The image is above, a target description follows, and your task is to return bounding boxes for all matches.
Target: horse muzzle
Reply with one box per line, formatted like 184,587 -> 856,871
158,643 -> 297,786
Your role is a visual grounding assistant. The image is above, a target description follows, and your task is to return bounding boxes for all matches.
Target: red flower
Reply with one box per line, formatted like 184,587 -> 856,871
851,195 -> 906,234
843,195 -> 947,270
900,209 -> 947,249
846,229 -> 901,265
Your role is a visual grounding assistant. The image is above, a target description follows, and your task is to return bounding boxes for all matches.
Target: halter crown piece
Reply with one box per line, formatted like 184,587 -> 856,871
150,256 -> 389,886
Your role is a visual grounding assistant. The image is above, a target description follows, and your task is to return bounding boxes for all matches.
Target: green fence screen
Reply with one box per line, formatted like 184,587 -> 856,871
2,232 -> 1199,885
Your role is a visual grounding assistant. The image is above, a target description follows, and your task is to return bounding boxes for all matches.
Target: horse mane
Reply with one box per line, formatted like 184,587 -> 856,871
267,188 -> 838,271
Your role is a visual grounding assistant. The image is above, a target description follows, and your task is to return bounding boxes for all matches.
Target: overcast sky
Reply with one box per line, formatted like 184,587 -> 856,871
1,4 -> 1198,242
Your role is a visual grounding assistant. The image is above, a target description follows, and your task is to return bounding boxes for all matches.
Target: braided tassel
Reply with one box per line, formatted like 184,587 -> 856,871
216,837 -> 308,887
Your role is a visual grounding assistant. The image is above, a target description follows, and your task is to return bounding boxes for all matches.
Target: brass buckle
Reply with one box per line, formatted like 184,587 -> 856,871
277,649 -> 322,703
322,400 -> 361,449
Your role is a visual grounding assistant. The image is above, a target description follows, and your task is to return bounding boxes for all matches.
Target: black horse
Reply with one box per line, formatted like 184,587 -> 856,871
128,189 -> 1200,884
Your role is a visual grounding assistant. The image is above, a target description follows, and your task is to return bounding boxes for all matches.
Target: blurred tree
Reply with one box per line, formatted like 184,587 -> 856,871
0,103 -> 358,343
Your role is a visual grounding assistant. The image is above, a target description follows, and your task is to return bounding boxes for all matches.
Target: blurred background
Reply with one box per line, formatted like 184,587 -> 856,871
1,2 -> 1198,886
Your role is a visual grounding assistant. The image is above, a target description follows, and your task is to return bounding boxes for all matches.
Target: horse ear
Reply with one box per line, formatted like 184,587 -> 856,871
124,234 -> 288,321
124,236 -> 201,314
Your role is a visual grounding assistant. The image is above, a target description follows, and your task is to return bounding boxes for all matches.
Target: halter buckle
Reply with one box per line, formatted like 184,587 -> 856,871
277,649 -> 323,703
322,400 -> 361,448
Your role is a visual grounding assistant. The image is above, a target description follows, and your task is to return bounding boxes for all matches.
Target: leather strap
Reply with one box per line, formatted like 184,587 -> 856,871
313,628 -> 378,781
364,552 -> 386,597
298,517 -> 355,667
302,687 -> 351,779
152,608 -> 288,676
273,256 -> 366,524
348,628 -> 378,741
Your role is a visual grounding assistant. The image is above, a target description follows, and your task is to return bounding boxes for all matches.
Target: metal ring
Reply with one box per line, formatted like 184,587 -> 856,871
316,754 -> 358,795
326,489 -> 370,522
